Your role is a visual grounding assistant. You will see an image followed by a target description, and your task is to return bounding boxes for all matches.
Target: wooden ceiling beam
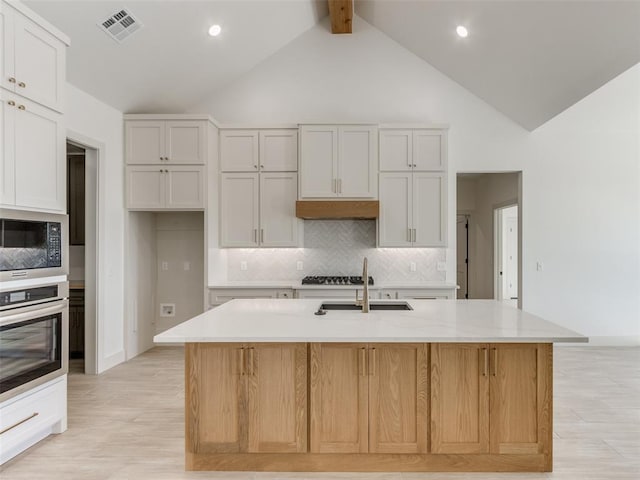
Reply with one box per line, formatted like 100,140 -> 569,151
328,0 -> 353,34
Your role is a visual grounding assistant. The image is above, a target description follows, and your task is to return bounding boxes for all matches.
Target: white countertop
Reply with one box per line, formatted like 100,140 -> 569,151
154,299 -> 587,344
208,282 -> 458,290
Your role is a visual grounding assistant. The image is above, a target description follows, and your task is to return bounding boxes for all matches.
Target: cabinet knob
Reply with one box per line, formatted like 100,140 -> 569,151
8,77 -> 16,83
18,81 -> 26,88
17,105 -> 25,110
260,165 -> 264,168
254,165 -> 258,169
7,100 -> 15,106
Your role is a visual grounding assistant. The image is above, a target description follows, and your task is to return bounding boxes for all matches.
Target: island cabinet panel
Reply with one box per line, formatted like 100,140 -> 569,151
186,343 -> 307,457
309,343 -> 368,453
247,344 -> 307,453
187,343 -> 245,454
369,344 -> 429,454
430,343 -> 552,461
431,343 -> 490,454
310,343 -> 429,455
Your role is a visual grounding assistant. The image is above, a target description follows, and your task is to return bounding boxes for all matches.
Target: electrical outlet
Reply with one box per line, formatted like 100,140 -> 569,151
183,261 -> 190,271
160,303 -> 175,317
161,261 -> 169,271
437,262 -> 447,272
410,262 -> 417,272
240,261 -> 247,271
296,261 -> 304,271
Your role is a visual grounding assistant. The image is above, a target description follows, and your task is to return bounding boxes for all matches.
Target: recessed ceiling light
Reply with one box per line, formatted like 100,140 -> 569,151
208,24 -> 221,37
456,25 -> 468,38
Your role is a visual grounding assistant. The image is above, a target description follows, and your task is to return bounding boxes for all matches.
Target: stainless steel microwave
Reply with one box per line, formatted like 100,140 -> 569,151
0,210 -> 68,282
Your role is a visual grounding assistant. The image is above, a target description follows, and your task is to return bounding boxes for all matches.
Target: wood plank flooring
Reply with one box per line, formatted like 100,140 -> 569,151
1,346 -> 638,479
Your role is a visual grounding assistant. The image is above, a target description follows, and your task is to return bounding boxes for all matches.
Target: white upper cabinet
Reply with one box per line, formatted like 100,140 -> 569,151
299,125 -> 377,199
126,165 -> 205,210
1,3 -> 67,113
220,129 -> 297,172
220,130 -> 259,171
125,120 -> 206,165
380,129 -> 447,172
220,172 -> 299,248
1,92 -> 65,212
378,172 -> 446,247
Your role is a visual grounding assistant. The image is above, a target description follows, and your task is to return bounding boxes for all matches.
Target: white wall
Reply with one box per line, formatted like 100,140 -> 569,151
525,64 -> 640,343
65,83 -> 126,371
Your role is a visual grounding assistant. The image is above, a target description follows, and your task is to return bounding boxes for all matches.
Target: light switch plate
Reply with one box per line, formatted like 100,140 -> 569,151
410,262 -> 417,272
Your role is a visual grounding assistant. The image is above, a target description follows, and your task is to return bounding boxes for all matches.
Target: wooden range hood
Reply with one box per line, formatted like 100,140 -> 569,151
295,200 -> 379,219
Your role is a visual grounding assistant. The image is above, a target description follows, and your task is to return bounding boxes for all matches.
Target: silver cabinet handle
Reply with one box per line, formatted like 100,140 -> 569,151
17,104 -> 25,110
253,229 -> 257,243
332,178 -> 336,193
482,348 -> 488,377
7,100 -> 15,106
408,228 -> 411,242
412,229 -> 416,242
8,77 -> 16,83
338,178 -> 342,194
1,412 -> 38,435
260,229 -> 264,243
18,81 -> 26,88
239,348 -> 245,376
254,165 -> 258,169
260,164 -> 264,169
359,347 -> 367,376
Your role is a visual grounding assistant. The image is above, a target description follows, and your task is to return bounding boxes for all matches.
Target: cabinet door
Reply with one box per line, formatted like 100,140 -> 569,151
0,94 -> 15,206
0,6 -> 14,94
338,125 -> 377,198
489,343 -> 551,456
220,173 -> 259,247
413,130 -> 446,171
125,121 -> 165,164
260,172 -> 298,247
259,130 -> 297,171
431,343 -> 490,454
247,343 -> 307,453
369,344 -> 429,454
378,173 -> 412,247
220,130 -> 259,172
13,12 -> 65,113
413,172 -> 446,247
126,166 -> 165,209
14,98 -> 65,211
186,343 -> 246,453
166,166 -> 205,209
310,343 -> 368,453
299,125 -> 337,198
379,130 -> 412,172
165,121 -> 206,164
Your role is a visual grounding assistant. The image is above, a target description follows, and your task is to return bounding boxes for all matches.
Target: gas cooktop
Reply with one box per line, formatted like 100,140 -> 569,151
301,275 -> 374,286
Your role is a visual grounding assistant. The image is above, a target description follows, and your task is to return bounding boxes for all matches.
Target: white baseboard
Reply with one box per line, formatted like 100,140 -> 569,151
555,336 -> 640,347
99,350 -> 126,373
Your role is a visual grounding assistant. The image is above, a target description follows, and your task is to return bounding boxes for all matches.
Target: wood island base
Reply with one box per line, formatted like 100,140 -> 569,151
185,342 -> 553,472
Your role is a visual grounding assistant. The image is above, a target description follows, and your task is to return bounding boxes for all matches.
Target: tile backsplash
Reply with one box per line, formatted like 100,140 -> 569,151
226,220 -> 446,282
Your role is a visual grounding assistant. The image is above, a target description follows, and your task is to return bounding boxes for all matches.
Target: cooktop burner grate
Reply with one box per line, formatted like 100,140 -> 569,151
301,275 -> 374,286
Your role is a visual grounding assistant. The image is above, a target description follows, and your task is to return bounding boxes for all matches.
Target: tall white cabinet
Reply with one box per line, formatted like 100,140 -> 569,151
299,125 -> 377,199
378,127 -> 448,247
125,115 -> 213,210
0,0 -> 69,213
219,128 -> 299,247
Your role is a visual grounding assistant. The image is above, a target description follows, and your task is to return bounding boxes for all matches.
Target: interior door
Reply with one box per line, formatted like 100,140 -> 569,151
456,215 -> 469,299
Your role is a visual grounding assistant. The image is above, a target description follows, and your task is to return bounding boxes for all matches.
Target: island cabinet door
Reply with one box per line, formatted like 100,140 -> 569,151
489,343 -> 552,456
368,344 -> 429,454
186,343 -> 246,454
246,343 -> 307,453
431,343 -> 490,454
310,343 -> 369,453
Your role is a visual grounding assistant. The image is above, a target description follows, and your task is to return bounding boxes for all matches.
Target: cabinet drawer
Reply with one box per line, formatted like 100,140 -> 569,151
380,289 -> 453,300
0,376 -> 66,463
209,288 -> 293,307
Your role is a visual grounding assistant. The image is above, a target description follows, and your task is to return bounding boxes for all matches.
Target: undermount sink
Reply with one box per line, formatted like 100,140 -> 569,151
318,301 -> 413,311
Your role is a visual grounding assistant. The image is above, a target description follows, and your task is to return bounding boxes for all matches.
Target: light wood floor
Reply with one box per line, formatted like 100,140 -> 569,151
1,346 -> 638,480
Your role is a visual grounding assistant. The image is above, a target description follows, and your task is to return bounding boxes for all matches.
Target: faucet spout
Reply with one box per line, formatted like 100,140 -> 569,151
362,257 -> 369,313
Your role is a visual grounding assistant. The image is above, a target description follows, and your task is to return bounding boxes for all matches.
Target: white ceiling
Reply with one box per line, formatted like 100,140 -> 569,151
25,1 -> 640,130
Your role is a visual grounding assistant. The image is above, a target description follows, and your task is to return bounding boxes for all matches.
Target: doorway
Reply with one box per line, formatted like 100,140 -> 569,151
456,172 -> 522,307
66,137 -> 99,374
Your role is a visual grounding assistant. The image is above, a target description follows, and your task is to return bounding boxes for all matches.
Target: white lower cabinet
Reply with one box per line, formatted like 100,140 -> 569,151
126,165 -> 204,210
380,288 -> 455,300
1,94 -> 65,212
209,288 -> 293,308
220,172 -> 299,248
0,376 -> 67,465
378,172 -> 446,247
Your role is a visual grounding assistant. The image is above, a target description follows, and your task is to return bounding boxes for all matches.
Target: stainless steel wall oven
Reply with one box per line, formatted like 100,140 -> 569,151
0,210 -> 68,282
0,282 -> 68,402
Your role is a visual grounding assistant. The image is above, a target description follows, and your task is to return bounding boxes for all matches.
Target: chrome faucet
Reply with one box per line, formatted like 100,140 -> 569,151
355,257 -> 369,313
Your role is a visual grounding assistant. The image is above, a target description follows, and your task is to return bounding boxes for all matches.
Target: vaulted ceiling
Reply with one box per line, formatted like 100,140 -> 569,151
26,1 -> 640,130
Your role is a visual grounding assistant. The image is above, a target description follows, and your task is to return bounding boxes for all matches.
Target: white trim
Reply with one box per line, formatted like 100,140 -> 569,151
5,0 -> 71,45
124,113 -> 219,126
379,123 -> 450,130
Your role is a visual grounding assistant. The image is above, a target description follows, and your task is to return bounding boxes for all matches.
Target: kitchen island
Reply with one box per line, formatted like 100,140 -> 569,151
154,299 -> 586,472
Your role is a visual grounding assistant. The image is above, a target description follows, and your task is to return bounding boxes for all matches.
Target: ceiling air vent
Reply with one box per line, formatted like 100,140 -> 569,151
98,9 -> 143,43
